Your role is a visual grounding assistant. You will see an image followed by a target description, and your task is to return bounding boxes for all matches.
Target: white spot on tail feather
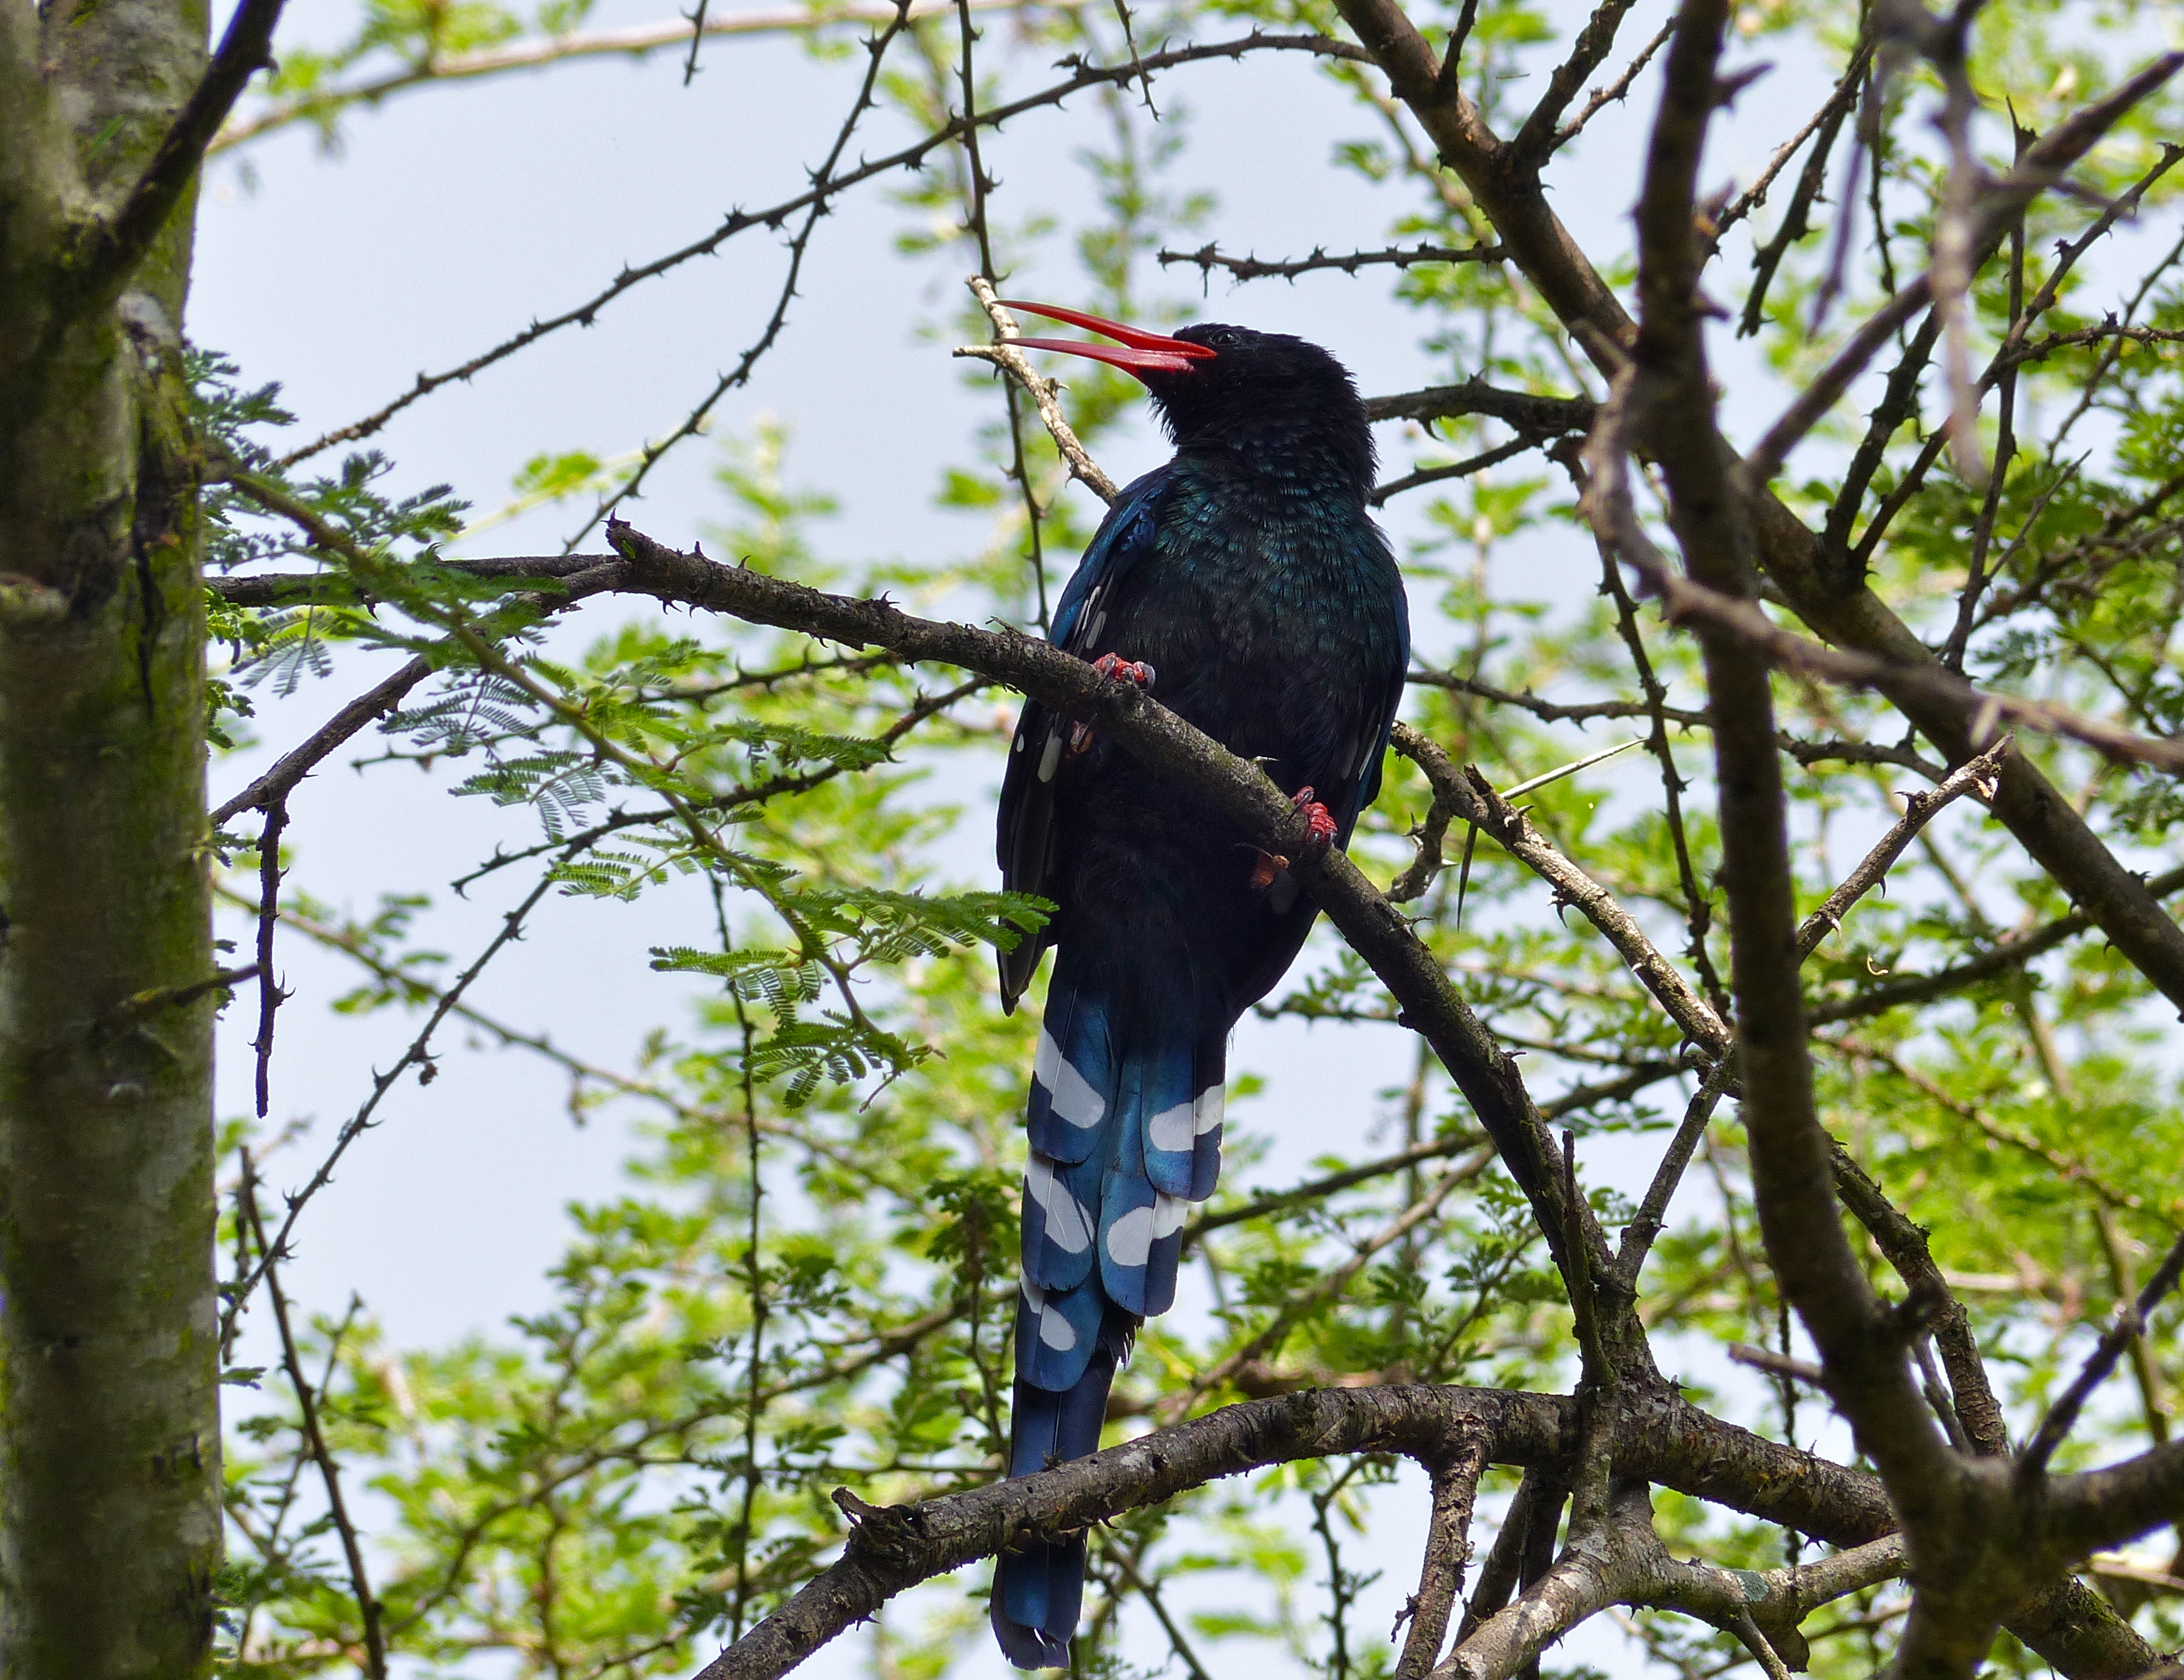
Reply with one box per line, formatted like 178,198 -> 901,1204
1105,1205 -> 1153,1269
1035,1027 -> 1105,1129
1146,1101 -> 1193,1154
1025,1154 -> 1092,1254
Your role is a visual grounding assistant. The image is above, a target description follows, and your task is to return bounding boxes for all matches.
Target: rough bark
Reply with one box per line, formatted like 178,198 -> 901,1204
0,0 -> 224,1671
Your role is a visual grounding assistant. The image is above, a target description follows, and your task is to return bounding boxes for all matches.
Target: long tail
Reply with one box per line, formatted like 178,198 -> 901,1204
992,944 -> 1228,1669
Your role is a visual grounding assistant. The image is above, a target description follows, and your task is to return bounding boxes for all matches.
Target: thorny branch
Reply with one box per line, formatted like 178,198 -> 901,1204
275,29 -> 1366,468
219,865 -> 564,1351
1157,240 -> 1504,283
957,279 -> 1121,504
241,1152 -> 389,1680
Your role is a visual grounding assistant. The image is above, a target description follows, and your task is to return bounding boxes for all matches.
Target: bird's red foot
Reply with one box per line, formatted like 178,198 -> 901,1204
1249,789 -> 1335,890
1089,651 -> 1157,688
1293,785 -> 1337,852
1068,652 -> 1158,753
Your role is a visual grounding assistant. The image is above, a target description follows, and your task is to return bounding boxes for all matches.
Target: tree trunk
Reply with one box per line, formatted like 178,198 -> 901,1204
0,0 -> 221,1672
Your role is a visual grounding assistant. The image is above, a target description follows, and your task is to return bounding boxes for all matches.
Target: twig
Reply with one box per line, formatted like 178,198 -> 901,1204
103,964 -> 262,1027
1390,724 -> 1731,1059
1728,1344 -> 1827,1388
1404,668 -> 1705,730
1157,240 -> 1503,283
252,801 -> 287,1118
959,278 -> 1120,504
1106,1546 -> 1215,1680
209,0 -> 1074,153
219,865 -> 562,1346
1510,0 -> 1643,162
1363,380 -> 1595,434
681,0 -> 710,81
1828,1142 -> 2010,1457
1548,19 -> 1676,154
1793,738 -> 2008,959
1186,1131 -> 1486,1246
1396,1440 -> 1487,1680
2020,1232 -> 2184,1481
1161,1159 -> 1487,1422
1615,1060 -> 1737,1284
86,0 -> 287,287
212,656 -> 433,828
276,29 -> 1365,468
558,0 -> 918,547
1371,433 -> 1550,507
1810,863 -> 2184,1025
1595,530 -> 1731,1020
1718,39 -> 1871,251
241,1152 -> 389,1680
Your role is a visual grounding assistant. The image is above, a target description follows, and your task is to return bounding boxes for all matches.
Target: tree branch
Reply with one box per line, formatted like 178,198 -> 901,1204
1322,0 -> 2184,1017
1794,739 -> 2009,959
1156,240 -> 1503,283
82,0 -> 286,290
1397,1440 -> 1488,1680
276,29 -> 1366,467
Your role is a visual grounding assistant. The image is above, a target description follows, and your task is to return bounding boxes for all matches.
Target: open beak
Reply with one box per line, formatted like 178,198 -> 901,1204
996,300 -> 1216,377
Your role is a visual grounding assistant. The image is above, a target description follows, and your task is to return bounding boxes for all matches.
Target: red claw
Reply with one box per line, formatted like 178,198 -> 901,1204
1249,789 -> 1335,891
1069,653 -> 1156,753
1090,651 -> 1156,689
1294,786 -> 1337,852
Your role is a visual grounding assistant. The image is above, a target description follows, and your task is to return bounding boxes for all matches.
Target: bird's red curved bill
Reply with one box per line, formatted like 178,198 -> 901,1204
996,298 -> 1216,374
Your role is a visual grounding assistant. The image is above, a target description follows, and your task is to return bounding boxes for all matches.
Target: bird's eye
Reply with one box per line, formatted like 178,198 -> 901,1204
1206,328 -> 1241,350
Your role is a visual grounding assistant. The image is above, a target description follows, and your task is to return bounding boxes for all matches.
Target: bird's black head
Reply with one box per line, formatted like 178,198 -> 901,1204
1000,302 -> 1376,499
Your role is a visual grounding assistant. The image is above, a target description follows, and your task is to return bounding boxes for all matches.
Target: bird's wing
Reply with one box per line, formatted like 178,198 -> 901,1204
1339,541 -> 1413,840
995,467 -> 1172,1011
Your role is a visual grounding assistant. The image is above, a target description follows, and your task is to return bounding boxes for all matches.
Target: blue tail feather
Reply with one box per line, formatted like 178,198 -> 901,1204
999,949 -> 1227,1667
993,1319 -> 1131,1668
1014,1273 -> 1105,1392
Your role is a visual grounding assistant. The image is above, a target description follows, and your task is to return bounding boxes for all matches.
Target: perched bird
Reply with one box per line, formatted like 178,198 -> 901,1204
990,302 -> 1410,1669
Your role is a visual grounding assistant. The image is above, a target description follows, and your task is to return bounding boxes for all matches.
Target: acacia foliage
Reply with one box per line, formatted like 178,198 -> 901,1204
201,0 -> 2184,1675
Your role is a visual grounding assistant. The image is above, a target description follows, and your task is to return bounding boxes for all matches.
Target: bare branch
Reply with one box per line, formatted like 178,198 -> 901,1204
276,29 -> 1366,467
697,1387 -> 1566,1680
2021,1234 -> 2184,1481
1158,240 -> 1502,283
1363,380 -> 1596,433
1371,433 -> 1554,506
1615,1060 -> 1736,1284
1829,1143 -> 2010,1457
1395,1440 -> 1489,1680
1510,0 -> 1643,162
1391,724 -> 1731,1057
1548,19 -> 1676,155
956,280 -> 1119,504
1794,739 -> 2009,959
211,656 -> 431,828
240,1154 -> 388,1680
80,0 -> 286,290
